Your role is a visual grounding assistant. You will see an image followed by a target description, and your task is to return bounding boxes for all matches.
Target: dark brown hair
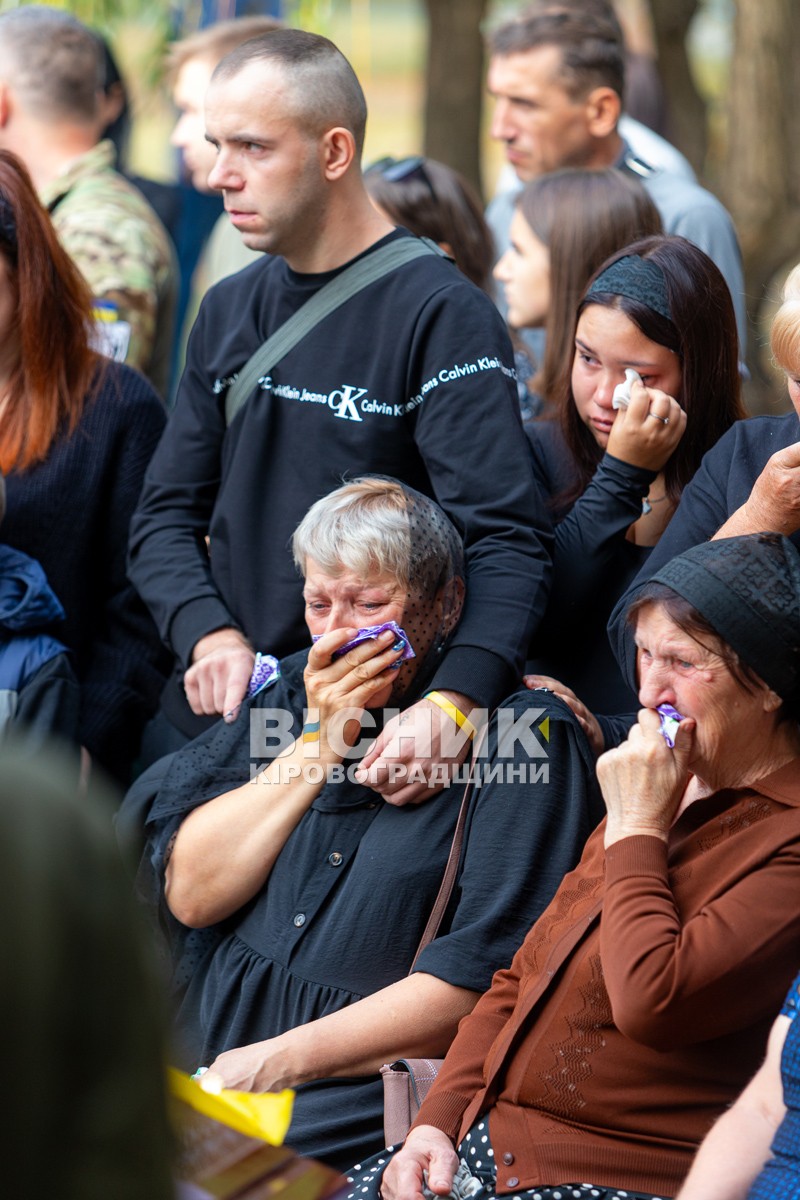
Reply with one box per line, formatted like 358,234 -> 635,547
522,0 -> 624,40
517,167 -> 661,400
0,746 -> 174,1199
556,234 -> 745,508
488,7 -> 625,103
365,158 -> 494,292
0,150 -> 100,473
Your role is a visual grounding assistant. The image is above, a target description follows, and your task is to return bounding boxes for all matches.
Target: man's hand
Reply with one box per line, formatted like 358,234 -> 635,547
523,673 -> 604,757
355,693 -> 477,806
380,1125 -> 459,1200
184,627 -> 255,722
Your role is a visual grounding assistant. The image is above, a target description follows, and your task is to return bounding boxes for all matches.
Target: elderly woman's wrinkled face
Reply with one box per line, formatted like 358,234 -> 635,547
634,604 -> 773,775
303,559 -> 448,706
785,372 -> 800,418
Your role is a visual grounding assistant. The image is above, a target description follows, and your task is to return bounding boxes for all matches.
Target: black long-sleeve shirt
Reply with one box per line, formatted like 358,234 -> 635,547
129,230 -> 553,736
526,418 -> 655,716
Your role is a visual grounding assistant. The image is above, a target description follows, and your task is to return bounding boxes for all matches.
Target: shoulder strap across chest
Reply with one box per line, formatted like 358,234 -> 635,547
225,236 -> 444,427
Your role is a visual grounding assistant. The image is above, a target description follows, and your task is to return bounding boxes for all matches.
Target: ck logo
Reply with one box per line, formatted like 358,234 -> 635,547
327,384 -> 366,422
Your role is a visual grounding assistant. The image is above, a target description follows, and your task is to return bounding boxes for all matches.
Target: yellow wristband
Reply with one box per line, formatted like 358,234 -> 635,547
424,691 -> 476,740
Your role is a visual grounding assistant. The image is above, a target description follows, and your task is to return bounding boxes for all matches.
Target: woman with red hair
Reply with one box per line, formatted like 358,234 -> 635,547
0,149 -> 167,781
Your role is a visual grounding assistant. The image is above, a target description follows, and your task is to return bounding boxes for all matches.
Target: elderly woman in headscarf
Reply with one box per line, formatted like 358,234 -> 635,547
364,532 -> 800,1200
129,476 -> 602,1171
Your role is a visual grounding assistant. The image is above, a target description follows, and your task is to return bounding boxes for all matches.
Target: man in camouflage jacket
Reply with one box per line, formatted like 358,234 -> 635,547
0,7 -> 176,398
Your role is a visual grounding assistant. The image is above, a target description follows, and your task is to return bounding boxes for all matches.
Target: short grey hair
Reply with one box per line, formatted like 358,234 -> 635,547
0,7 -> 103,124
292,477 -> 464,598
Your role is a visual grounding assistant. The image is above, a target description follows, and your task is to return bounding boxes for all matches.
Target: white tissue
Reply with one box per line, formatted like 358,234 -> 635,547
612,367 -> 642,410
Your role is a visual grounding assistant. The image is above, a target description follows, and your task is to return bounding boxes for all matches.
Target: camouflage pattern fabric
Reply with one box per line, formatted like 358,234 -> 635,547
40,140 -> 177,398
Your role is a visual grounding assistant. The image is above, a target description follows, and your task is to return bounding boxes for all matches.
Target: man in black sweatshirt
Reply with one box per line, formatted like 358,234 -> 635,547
129,28 -> 552,800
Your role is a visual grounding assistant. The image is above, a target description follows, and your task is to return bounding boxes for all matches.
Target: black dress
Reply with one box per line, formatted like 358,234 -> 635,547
132,650 -> 604,1170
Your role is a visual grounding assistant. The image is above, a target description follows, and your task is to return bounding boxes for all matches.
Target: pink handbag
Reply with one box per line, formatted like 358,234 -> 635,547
379,738 -> 486,1146
381,1057 -> 443,1148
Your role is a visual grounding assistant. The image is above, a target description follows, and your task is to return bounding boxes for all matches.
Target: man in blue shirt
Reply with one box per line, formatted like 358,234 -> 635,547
485,7 -> 747,352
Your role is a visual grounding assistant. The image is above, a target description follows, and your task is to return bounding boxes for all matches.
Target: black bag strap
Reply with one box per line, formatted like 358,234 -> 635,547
225,236 -> 444,427
409,717 -> 492,972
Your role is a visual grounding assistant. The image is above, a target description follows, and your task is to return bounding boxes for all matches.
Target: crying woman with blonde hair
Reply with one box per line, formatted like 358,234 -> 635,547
125,475 -> 602,1172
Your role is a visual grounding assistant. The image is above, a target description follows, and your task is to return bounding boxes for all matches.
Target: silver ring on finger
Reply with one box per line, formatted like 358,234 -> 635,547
647,410 -> 669,425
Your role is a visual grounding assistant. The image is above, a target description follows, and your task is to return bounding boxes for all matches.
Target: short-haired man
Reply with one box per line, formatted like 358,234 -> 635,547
129,30 -> 552,800
168,16 -> 283,294
0,7 -> 176,396
485,8 -> 747,350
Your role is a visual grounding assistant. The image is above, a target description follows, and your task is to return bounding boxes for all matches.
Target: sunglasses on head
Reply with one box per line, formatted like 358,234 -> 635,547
365,156 -> 434,194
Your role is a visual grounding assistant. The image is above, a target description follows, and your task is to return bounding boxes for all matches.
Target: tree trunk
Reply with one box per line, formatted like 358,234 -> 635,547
648,0 -> 706,175
423,0 -> 488,198
724,0 -> 800,280
723,0 -> 800,405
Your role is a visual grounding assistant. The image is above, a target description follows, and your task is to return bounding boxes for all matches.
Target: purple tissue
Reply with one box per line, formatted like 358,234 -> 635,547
657,704 -> 684,749
247,653 -> 280,697
313,620 -> 415,664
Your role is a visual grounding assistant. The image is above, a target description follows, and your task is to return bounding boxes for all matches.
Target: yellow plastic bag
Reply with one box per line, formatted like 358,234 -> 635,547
169,1067 -> 294,1145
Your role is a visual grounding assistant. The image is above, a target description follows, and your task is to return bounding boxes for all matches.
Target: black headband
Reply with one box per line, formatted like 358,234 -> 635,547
587,254 -> 672,322
0,196 -> 17,256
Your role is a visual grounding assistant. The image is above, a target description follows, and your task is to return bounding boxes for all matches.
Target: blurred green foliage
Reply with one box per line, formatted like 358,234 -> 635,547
0,0 -> 170,34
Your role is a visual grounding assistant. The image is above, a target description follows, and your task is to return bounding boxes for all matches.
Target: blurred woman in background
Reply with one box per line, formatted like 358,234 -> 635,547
365,155 -> 495,292
494,167 -> 662,415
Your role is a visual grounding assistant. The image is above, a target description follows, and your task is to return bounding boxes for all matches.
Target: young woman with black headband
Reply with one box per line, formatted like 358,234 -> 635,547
525,235 -> 745,719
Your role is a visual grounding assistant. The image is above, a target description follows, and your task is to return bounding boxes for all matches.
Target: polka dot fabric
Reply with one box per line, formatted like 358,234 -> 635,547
345,1122 -> 670,1200
379,480 -> 465,702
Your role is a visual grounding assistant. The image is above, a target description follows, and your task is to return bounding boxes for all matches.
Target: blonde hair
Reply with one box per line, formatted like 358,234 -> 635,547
770,264 -> 800,375
165,15 -> 282,83
292,476 -> 464,599
293,478 -> 412,586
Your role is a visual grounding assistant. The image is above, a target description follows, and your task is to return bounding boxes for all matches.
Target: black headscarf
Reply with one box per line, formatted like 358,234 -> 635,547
649,532 -> 800,700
